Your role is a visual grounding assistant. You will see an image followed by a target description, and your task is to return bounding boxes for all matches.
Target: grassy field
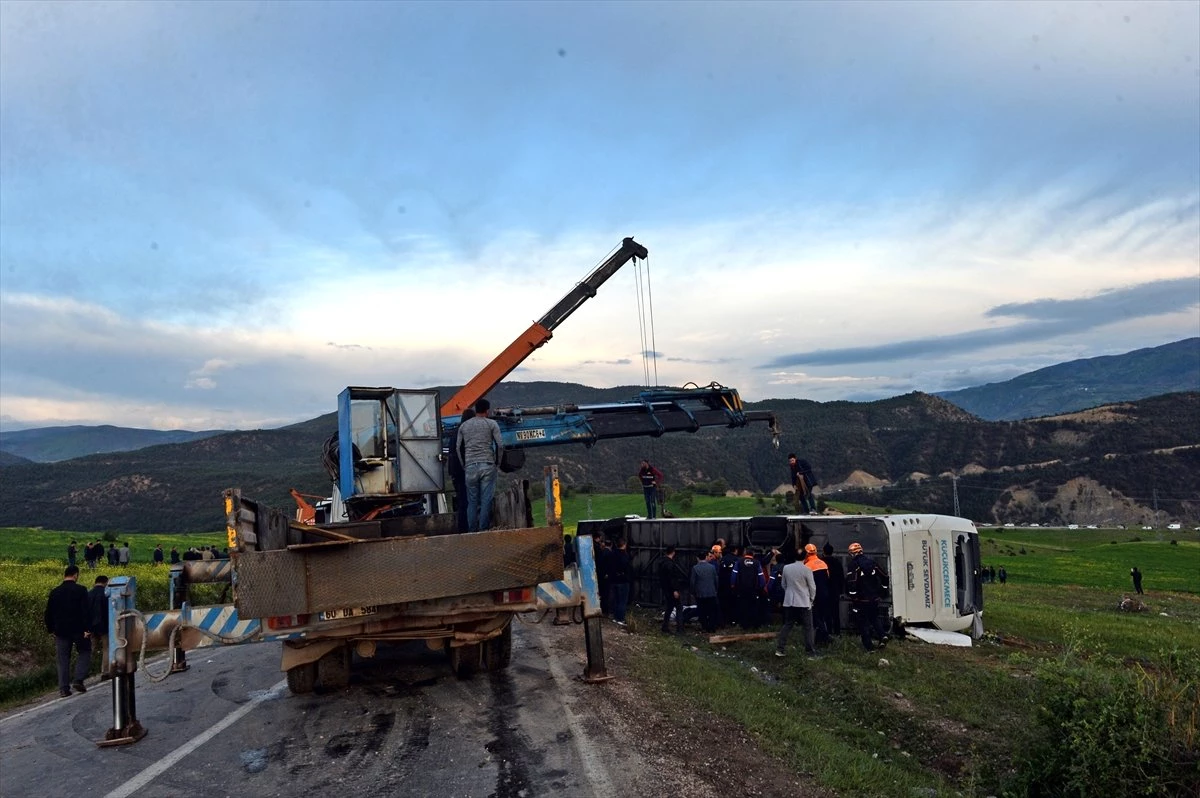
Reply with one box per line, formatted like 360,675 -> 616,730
0,527 -> 227,565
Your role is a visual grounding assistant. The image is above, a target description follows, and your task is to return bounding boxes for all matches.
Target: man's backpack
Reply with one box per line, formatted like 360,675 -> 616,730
736,556 -> 761,595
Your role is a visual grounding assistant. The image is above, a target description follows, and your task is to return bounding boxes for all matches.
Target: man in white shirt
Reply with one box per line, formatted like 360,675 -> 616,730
775,553 -> 818,657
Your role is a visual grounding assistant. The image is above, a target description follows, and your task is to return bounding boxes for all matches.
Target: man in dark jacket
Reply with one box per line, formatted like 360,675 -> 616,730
608,539 -> 632,624
658,546 -> 687,634
87,575 -> 110,679
845,542 -> 890,651
731,548 -> 766,629
44,565 -> 92,696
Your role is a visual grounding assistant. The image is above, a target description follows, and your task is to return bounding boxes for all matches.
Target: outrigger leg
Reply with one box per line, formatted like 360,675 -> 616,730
98,576 -> 147,746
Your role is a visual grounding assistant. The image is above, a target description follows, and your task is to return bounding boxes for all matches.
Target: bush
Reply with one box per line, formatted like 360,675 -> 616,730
1011,644 -> 1199,797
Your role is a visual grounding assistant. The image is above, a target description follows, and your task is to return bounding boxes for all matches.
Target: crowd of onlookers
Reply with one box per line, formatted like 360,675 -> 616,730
589,535 -> 895,655
67,539 -> 229,569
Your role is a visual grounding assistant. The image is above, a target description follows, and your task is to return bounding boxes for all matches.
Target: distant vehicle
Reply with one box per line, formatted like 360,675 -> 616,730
1030,523 -> 1041,528
1068,524 -> 1079,530
1004,523 -> 1015,528
1086,525 -> 1098,529
1142,525 -> 1153,530
1167,523 -> 1181,530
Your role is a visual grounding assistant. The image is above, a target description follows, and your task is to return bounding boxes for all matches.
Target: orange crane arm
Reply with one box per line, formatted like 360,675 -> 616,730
439,237 -> 648,418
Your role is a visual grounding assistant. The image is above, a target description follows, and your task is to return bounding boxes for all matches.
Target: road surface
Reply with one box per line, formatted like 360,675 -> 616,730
0,619 -> 632,797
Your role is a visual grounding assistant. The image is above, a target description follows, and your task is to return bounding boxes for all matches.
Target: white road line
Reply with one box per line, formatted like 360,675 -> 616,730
103,678 -> 287,798
534,633 -> 616,798
0,646 -> 235,727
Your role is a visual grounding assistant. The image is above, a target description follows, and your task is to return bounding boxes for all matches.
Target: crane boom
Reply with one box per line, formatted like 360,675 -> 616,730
439,237 -> 648,418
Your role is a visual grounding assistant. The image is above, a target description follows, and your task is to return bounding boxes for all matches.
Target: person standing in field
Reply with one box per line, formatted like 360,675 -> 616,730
118,541 -> 130,567
775,552 -> 818,658
44,565 -> 91,697
998,566 -> 1007,585
153,544 -> 164,566
67,541 -> 77,568
846,542 -> 890,651
690,550 -> 720,633
1130,566 -> 1144,595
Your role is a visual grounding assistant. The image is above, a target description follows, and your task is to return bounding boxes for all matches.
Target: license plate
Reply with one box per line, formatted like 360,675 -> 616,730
319,605 -> 378,622
515,428 -> 546,441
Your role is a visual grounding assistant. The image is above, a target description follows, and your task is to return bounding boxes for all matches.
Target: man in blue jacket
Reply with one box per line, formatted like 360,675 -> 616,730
845,542 -> 891,651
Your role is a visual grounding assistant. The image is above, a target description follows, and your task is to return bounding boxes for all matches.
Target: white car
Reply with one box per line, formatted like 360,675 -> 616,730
1068,524 -> 1079,530
1004,523 -> 1015,528
1167,523 -> 1181,530
1142,526 -> 1153,530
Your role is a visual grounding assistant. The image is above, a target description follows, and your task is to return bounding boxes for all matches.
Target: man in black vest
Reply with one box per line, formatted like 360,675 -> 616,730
44,565 -> 92,696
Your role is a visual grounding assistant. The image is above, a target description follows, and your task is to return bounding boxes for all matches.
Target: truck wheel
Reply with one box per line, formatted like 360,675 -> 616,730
317,645 -> 352,690
286,662 -> 317,695
482,624 -> 512,672
449,643 -> 481,679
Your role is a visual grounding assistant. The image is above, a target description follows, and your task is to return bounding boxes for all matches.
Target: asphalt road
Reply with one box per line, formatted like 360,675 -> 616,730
0,620 -> 624,798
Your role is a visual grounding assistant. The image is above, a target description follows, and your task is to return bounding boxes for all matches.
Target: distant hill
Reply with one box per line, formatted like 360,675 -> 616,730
0,425 -> 229,463
0,450 -> 33,468
937,338 -> 1200,420
0,389 -> 1195,533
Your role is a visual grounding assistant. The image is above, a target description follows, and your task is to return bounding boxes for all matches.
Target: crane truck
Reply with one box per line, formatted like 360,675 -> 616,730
98,238 -> 780,745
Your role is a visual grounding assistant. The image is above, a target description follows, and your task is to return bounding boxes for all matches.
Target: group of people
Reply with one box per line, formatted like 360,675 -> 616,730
44,566 -> 111,698
68,540 -> 227,567
981,565 -> 1007,584
595,535 -> 894,654
69,539 -> 131,569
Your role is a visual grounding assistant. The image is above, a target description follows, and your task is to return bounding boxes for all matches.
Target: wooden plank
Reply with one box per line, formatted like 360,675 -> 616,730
707,632 -> 777,644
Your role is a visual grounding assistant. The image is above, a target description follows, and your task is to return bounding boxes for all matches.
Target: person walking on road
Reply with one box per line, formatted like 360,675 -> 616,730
776,553 -> 818,657
637,459 -> 664,519
456,399 -> 505,532
87,575 -> 111,680
44,565 -> 92,697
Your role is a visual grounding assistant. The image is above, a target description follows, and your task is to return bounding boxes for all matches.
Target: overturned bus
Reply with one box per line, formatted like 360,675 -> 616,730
579,513 -> 984,641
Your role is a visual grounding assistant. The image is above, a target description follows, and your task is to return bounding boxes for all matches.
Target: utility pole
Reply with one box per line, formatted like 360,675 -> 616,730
952,474 -> 960,517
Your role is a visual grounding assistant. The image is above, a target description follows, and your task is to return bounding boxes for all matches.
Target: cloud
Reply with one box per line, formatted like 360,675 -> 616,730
760,277 -> 1200,368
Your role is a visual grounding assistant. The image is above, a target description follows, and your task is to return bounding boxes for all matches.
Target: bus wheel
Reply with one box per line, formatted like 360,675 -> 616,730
317,645 -> 352,690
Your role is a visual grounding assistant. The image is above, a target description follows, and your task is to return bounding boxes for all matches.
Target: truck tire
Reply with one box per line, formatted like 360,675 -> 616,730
482,624 -> 513,672
449,643 -> 481,679
317,645 -> 352,690
286,662 -> 317,695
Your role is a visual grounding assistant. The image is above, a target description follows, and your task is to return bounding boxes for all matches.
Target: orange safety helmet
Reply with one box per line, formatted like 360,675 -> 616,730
848,542 -> 863,555
804,543 -> 818,555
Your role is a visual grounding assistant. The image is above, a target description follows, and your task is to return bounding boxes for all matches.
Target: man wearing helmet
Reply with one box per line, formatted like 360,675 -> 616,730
845,542 -> 891,651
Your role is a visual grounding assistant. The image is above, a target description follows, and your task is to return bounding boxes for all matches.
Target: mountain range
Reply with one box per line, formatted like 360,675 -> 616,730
0,339 -> 1196,532
936,337 -> 1199,420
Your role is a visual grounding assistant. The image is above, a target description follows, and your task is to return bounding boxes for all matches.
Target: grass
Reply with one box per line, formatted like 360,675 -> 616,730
0,526 -> 227,564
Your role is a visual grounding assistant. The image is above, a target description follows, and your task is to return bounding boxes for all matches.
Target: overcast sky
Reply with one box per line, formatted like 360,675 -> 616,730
1,0 -> 1198,431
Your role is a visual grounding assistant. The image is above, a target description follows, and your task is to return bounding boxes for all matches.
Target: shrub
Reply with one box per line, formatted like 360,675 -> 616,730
1011,644 -> 1199,797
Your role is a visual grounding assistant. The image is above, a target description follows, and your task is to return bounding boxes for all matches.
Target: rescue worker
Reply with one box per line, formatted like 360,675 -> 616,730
845,542 -> 890,651
801,543 -> 832,643
731,547 -> 765,629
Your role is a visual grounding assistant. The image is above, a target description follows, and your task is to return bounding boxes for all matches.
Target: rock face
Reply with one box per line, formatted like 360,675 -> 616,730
992,477 -> 1159,527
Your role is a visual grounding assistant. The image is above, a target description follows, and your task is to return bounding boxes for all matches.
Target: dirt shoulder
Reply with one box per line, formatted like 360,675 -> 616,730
532,613 -> 825,798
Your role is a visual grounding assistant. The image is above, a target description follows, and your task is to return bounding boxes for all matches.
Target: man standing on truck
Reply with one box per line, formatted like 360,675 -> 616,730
637,459 -> 664,518
846,542 -> 890,651
448,408 -> 476,533
456,399 -> 505,532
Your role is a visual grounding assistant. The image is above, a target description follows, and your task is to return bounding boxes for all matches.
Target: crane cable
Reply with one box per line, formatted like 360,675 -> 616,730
632,253 -> 659,388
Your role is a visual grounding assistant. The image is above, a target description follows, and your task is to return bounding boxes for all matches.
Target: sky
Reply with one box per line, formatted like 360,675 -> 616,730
1,0 -> 1198,432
